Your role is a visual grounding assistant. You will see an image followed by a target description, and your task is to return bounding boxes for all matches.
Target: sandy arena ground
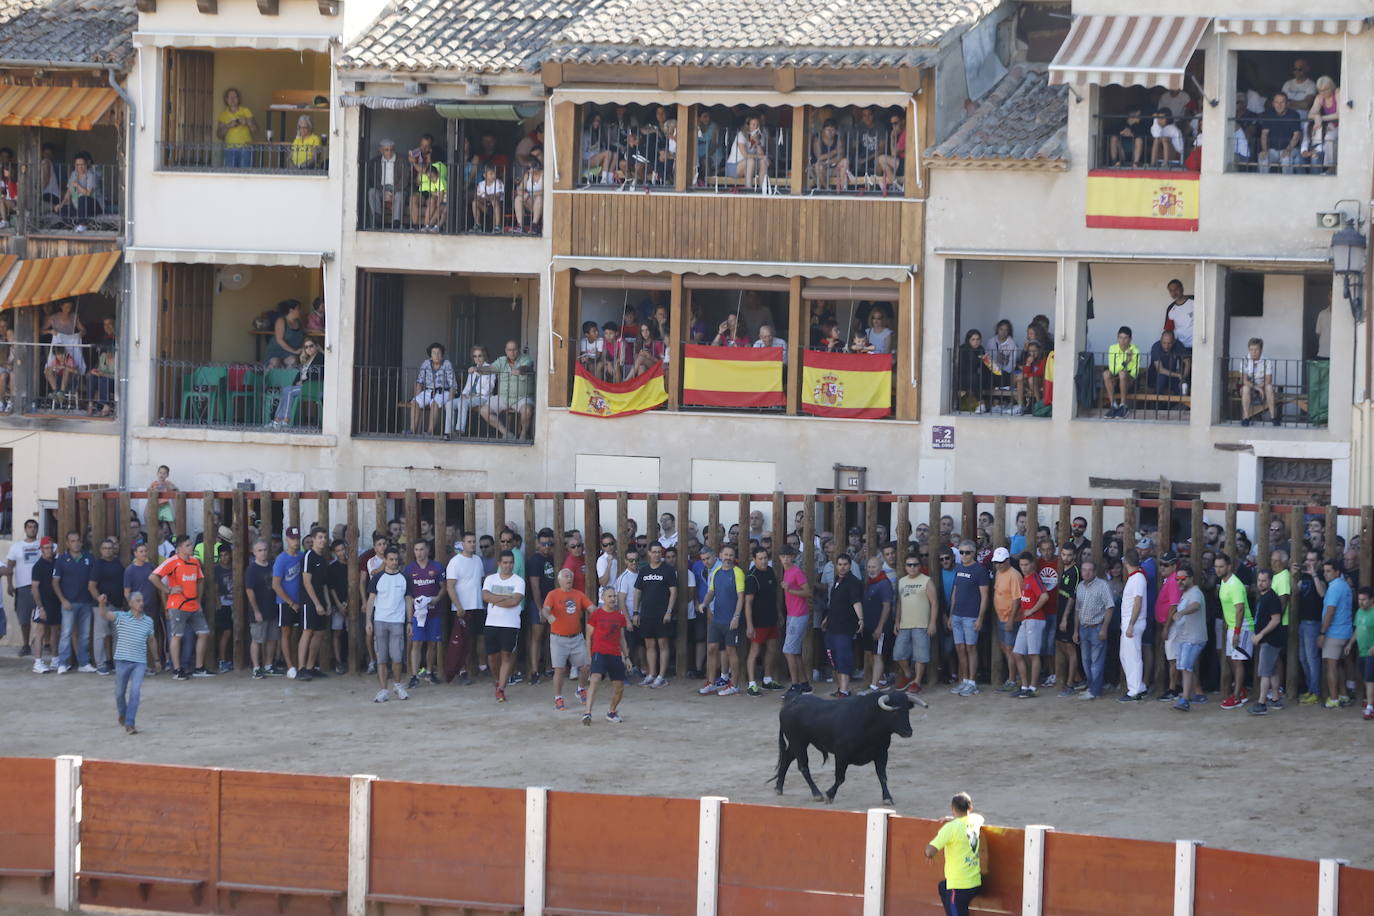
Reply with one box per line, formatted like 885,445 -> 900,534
2,656 -> 1370,867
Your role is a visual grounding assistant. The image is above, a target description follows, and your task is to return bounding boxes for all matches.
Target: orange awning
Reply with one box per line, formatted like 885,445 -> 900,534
0,86 -> 119,131
0,251 -> 121,310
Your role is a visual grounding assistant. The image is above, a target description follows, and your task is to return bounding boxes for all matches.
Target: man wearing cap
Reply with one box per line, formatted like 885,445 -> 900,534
1154,551 -> 1184,702
194,524 -> 234,564
273,527 -> 308,680
989,546 -> 1020,693
1134,535 -> 1159,693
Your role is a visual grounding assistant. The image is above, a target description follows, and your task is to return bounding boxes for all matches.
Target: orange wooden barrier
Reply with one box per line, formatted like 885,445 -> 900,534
0,757 -> 55,904
367,780 -> 524,914
1041,831 -> 1173,915
1339,861 -> 1374,913
215,770 -> 349,915
718,802 -> 865,915
881,814 -> 948,915
545,791 -> 696,916
1194,846 -> 1318,915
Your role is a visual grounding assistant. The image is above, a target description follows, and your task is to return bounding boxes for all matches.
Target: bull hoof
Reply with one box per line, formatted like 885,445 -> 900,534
824,795 -> 835,804
774,787 -> 784,796
882,797 -> 894,806
811,792 -> 824,802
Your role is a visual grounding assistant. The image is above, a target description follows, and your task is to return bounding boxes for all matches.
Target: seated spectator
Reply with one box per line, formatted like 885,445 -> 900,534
595,323 -> 622,383
753,323 -> 786,362
581,112 -> 615,184
875,112 -> 904,192
410,342 -> 455,436
1109,110 -> 1145,167
42,299 -> 85,400
726,114 -> 769,190
619,130 -> 649,184
265,299 -> 304,368
471,164 -> 503,231
1239,336 -> 1279,427
290,115 -> 323,169
270,339 -> 323,428
989,319 -> 1018,378
88,317 -> 117,416
956,329 -> 992,414
1012,340 -> 1045,415
1030,314 -> 1053,350
619,305 -> 640,344
815,318 -> 844,352
627,320 -> 664,379
54,153 -> 102,225
514,123 -> 544,168
417,165 -> 448,231
450,345 -> 494,439
216,88 -> 258,169
1230,94 -> 1255,167
866,306 -> 893,354
365,138 -> 408,228
694,109 -> 722,183
578,320 -> 603,369
1149,329 -> 1189,396
407,134 -> 447,224
1102,326 -> 1140,419
481,339 -> 534,439
1149,110 -> 1183,167
712,313 -> 749,347
514,148 -> 543,233
1259,93 -> 1302,175
849,329 -> 874,354
1308,77 -> 1339,172
810,119 -> 848,191
689,302 -> 709,344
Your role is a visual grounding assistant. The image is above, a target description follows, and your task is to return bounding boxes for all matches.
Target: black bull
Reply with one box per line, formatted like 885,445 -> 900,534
769,690 -> 926,805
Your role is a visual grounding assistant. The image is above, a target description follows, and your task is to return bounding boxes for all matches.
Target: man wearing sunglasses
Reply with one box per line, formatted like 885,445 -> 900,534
562,533 -> 587,595
948,540 -> 989,696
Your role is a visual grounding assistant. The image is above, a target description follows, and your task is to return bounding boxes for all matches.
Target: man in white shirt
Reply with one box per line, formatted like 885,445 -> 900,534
657,512 -> 679,549
481,549 -> 525,701
1150,111 -> 1183,166
614,546 -> 642,676
1163,279 -> 1194,349
1280,58 -> 1317,109
752,324 -> 788,363
445,531 -> 487,681
364,548 -> 409,703
1118,549 -> 1148,702
7,517 -> 39,657
595,534 -> 618,588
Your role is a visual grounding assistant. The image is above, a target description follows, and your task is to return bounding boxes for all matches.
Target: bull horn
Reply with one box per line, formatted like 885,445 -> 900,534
911,694 -> 929,708
877,693 -> 895,711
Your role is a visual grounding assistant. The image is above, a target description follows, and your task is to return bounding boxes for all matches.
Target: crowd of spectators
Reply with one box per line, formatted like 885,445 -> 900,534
11,496 -> 1372,726
408,339 -> 534,439
0,298 -> 121,416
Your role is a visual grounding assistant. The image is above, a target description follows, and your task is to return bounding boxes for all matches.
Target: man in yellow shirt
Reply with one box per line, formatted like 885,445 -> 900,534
925,792 -> 984,916
1101,325 -> 1141,418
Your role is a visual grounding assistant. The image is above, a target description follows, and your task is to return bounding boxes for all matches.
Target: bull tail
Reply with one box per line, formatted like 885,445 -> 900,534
765,721 -> 786,785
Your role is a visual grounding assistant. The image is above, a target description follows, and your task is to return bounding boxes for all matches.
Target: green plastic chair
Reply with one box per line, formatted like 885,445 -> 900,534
292,379 -> 324,427
179,366 -> 227,424
260,368 -> 302,424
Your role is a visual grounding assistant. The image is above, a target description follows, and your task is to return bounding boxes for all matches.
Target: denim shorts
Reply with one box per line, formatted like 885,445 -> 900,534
782,614 -> 808,655
1175,641 -> 1205,672
893,627 -> 931,663
951,615 -> 978,646
1362,656 -> 1374,683
1040,614 -> 1057,655
998,619 -> 1018,647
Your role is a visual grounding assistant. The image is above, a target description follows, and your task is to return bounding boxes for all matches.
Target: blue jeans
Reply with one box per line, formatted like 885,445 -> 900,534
1079,624 -> 1107,697
1298,620 -> 1322,695
58,602 -> 92,667
274,385 -> 302,422
115,660 -> 147,727
224,145 -> 252,169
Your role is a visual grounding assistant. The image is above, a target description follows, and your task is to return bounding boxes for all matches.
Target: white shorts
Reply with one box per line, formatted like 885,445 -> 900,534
1224,624 -> 1254,661
490,395 -> 533,413
1164,623 -> 1180,661
550,633 -> 588,669
331,609 -> 347,631
414,390 -> 451,408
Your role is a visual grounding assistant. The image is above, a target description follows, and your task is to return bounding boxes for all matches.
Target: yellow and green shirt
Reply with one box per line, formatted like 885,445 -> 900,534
931,814 -> 984,890
1107,342 -> 1141,377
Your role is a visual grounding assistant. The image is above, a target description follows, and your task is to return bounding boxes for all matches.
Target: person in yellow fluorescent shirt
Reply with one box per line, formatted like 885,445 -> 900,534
924,792 -> 986,916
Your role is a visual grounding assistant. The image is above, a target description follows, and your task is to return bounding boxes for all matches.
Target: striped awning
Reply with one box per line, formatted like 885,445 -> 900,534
0,86 -> 119,131
0,251 -> 121,310
1215,18 -> 1366,36
132,31 -> 334,52
1049,16 -> 1211,90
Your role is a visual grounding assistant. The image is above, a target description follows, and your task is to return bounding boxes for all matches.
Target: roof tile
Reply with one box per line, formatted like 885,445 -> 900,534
927,68 -> 1068,166
0,0 -> 136,67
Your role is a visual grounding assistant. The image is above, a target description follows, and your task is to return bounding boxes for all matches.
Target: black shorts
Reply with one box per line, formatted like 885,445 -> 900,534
522,602 -> 543,628
636,612 -> 670,640
34,602 -> 60,626
624,625 -> 643,651
687,615 -> 706,643
484,625 -> 519,655
302,602 -> 328,632
278,601 -> 300,629
590,651 -> 626,682
465,607 -> 486,634
215,606 -> 233,631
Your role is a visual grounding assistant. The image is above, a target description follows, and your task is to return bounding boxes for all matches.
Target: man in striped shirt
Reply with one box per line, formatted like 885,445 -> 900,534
100,591 -> 156,734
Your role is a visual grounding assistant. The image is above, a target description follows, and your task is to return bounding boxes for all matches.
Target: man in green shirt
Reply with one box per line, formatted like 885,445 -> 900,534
481,339 -> 535,439
1354,587 -> 1374,720
1215,553 -> 1254,709
1101,326 -> 1141,419
925,792 -> 984,915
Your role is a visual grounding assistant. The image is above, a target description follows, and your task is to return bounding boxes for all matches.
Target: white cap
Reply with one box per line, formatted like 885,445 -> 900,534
991,547 -> 1010,562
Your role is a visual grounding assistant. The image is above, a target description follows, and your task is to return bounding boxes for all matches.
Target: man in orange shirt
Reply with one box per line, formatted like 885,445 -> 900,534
990,547 -> 1022,693
543,568 -> 593,711
152,534 -> 210,680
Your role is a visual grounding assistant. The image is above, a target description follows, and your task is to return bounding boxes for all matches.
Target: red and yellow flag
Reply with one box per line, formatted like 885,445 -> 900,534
801,351 -> 891,419
682,344 -> 784,408
1085,169 -> 1198,231
570,362 -> 667,418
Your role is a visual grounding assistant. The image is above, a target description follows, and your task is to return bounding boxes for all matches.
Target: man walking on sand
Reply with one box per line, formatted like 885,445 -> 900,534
583,586 -> 630,725
544,568 -> 593,710
365,547 -> 409,703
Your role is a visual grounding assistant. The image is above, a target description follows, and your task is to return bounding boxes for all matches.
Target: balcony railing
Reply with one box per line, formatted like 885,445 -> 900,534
695,124 -> 793,194
1091,113 -> 1195,170
2,340 -> 117,420
154,359 -> 322,433
159,142 -> 328,175
1078,349 -> 1190,422
18,160 -> 122,234
947,346 -> 1049,417
359,161 -> 541,236
1220,356 -> 1325,428
352,365 -> 535,443
803,123 -> 904,195
579,121 -> 676,190
1226,116 -> 1334,175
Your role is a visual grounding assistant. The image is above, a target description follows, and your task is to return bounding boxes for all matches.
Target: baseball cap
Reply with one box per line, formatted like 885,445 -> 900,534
1160,551 -> 1179,565
285,526 -> 301,538
1135,536 -> 1154,550
217,525 -> 234,542
39,536 -> 54,547
991,547 -> 1010,562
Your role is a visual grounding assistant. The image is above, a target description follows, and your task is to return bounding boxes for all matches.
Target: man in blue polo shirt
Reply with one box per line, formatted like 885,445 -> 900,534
1259,92 -> 1303,175
52,531 -> 95,673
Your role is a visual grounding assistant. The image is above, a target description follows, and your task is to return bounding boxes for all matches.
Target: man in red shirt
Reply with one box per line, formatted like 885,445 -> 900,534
152,535 -> 210,680
1034,539 -> 1061,687
583,586 -> 630,725
1012,552 -> 1048,698
562,532 -> 588,595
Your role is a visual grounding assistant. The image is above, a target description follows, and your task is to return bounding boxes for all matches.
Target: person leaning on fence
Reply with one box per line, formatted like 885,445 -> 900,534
925,792 -> 985,916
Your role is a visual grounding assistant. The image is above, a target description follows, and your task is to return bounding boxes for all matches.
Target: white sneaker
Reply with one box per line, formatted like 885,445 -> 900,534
287,667 -> 298,679
651,676 -> 667,688
78,664 -> 98,673
1009,404 -> 1024,416
392,682 -> 409,700
32,659 -> 49,673
974,403 -> 988,414
1043,674 -> 1057,687
373,689 -> 389,703
717,684 -> 740,696
698,681 -> 721,695
639,675 -> 655,687
57,664 -> 71,674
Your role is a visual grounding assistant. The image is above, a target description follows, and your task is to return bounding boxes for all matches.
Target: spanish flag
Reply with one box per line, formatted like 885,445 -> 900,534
570,362 -> 667,418
1086,169 -> 1199,232
801,350 -> 891,419
682,344 -> 784,408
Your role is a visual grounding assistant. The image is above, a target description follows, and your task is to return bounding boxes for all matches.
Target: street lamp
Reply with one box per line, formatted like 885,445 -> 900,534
1330,219 -> 1366,321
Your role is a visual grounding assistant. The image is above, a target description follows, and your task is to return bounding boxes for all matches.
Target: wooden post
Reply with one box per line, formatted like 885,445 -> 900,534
790,105 -> 806,195
993,496 -> 1007,550
707,495 -> 720,553
371,494 -> 386,542
616,492 -> 629,549
404,489 -> 419,558
316,491 -> 330,538
865,493 -> 879,562
674,103 -> 691,192
435,494 -> 451,566
737,492 -> 750,675
928,495 -> 942,549
675,492 -> 690,678
802,494 -> 817,678
117,491 -> 133,564
232,490 -> 248,669
523,495 -> 536,562
173,491 -> 187,539
1156,483 -> 1173,687
1122,498 -> 1136,557
1091,499 -> 1105,562
1324,504 -> 1339,561
960,492 -> 975,547
895,497 -> 910,568
552,494 -> 566,568
347,494 -> 362,671
55,486 -> 73,541
463,492 -> 476,540
582,490 -> 599,602
834,493 -> 847,548
787,276 -> 803,415
1190,500 -> 1204,566
1257,500 -> 1271,568
771,489 -> 786,683
1224,503 -> 1238,560
288,493 -> 301,532
1026,495 -> 1039,549
493,492 -> 506,539
1057,497 -> 1071,549
201,494 -> 218,664
1361,506 -> 1374,589
668,275 -> 685,410
259,492 -> 272,543
90,490 -> 108,555
646,493 -> 659,547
